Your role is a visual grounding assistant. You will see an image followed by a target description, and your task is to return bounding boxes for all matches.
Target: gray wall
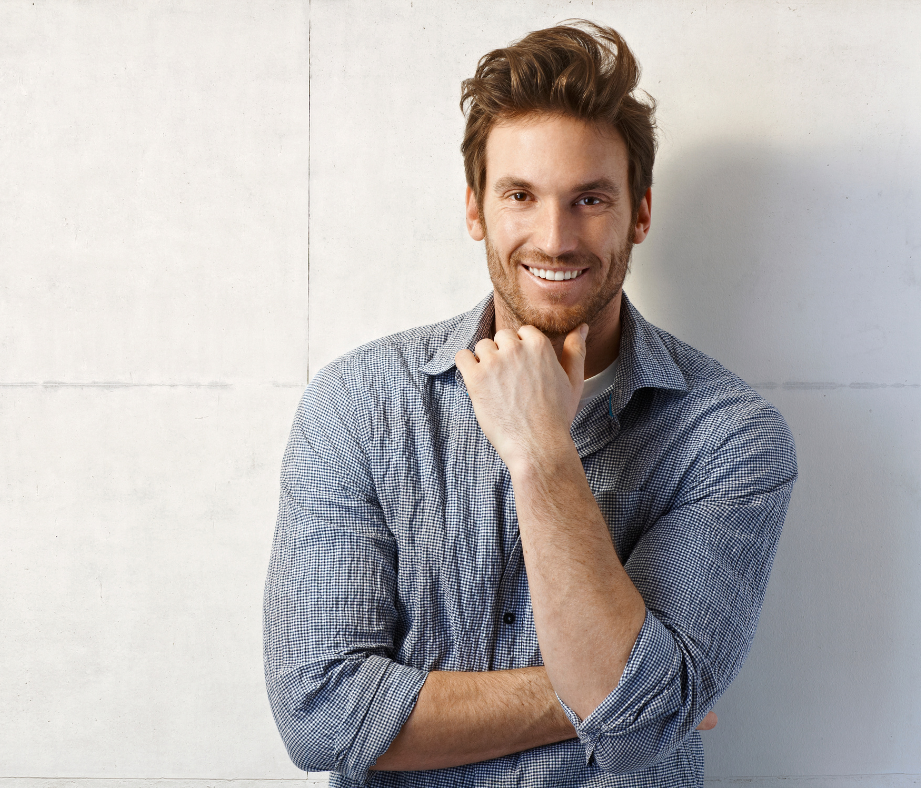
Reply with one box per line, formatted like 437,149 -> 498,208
1,1 -> 315,785
2,2 -> 919,787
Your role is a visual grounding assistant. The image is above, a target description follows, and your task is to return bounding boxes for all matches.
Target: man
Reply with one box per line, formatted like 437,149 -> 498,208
264,21 -> 796,787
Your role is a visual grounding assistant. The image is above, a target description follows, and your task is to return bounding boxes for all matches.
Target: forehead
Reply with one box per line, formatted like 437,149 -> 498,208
484,113 -> 629,191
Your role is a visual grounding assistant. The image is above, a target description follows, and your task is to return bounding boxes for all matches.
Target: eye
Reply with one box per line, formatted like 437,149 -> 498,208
577,196 -> 603,206
511,192 -> 529,202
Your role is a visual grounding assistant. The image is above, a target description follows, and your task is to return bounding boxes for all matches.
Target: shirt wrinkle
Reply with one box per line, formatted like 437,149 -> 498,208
264,290 -> 797,788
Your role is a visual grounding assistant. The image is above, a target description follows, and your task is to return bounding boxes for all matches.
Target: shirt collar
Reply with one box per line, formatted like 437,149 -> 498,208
611,291 -> 689,415
420,291 -> 689,415
420,293 -> 495,376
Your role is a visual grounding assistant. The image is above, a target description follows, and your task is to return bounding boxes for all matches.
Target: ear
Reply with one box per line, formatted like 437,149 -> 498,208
633,187 -> 652,244
465,186 -> 485,241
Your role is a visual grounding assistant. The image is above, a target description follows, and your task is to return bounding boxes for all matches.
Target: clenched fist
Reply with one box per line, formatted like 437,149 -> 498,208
455,323 -> 588,474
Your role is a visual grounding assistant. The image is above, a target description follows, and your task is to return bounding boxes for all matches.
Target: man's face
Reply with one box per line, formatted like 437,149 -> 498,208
465,113 -> 650,339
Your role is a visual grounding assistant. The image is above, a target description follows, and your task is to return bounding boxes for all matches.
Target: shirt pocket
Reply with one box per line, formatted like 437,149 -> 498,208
594,489 -> 653,564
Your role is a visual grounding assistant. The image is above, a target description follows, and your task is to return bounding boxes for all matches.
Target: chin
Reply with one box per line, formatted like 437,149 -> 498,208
524,308 -> 589,339
494,296 -> 591,338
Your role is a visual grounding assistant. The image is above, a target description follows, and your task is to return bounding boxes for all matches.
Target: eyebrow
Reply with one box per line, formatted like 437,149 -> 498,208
492,176 -> 622,196
573,177 -> 622,195
492,177 -> 535,194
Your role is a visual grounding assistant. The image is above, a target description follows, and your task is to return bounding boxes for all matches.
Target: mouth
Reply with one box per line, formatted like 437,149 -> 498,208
525,266 -> 587,282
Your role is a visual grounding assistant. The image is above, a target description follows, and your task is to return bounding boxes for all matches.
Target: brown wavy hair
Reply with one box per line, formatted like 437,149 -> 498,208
460,20 -> 657,216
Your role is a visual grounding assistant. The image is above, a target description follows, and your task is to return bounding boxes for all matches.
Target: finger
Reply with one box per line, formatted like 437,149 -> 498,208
474,337 -> 499,358
454,349 -> 478,377
516,324 -> 549,344
493,328 -> 522,349
560,324 -> 589,390
696,711 -> 718,731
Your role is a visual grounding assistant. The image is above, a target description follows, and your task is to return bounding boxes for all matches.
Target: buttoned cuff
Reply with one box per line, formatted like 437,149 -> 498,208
556,609 -> 681,767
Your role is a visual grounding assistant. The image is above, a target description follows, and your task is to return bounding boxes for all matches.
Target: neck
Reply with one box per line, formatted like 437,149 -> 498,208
492,290 -> 623,379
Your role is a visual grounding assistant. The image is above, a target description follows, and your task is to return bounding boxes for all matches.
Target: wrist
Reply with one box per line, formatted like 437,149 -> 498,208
525,666 -> 577,740
505,435 -> 581,484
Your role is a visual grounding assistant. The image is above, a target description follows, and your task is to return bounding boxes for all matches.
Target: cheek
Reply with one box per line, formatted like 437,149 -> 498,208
489,212 -> 531,252
592,221 -> 630,257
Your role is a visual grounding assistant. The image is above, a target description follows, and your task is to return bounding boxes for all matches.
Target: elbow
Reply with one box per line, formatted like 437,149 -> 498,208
586,709 -> 700,775
580,615 -> 727,773
588,727 -> 678,774
281,734 -> 324,774
278,718 -> 331,774
266,671 -> 342,773
264,653 -> 427,781
576,660 -> 712,774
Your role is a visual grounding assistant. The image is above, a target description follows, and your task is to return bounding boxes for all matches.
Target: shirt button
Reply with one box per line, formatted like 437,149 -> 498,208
503,612 -> 516,625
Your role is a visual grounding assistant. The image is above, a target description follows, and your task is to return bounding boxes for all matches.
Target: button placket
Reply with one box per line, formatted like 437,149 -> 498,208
490,534 -> 526,669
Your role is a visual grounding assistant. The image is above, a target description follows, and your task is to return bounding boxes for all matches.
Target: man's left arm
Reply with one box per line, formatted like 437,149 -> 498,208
456,324 -> 795,773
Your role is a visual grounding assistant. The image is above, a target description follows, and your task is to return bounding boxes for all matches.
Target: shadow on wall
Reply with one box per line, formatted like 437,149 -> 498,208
634,142 -> 919,386
630,143 -> 921,776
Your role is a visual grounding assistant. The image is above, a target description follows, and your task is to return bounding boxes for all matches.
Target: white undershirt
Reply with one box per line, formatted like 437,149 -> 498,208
579,355 -> 620,409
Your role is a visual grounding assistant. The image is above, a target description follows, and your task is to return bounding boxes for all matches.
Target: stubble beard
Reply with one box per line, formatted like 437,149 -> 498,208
485,233 -> 634,340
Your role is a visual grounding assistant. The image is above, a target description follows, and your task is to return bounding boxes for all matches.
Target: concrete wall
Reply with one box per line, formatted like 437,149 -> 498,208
0,1 -> 315,784
2,1 -> 919,786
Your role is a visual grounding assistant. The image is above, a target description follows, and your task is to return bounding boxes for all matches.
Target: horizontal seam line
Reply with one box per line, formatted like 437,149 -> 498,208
751,382 -> 921,389
0,382 -> 307,388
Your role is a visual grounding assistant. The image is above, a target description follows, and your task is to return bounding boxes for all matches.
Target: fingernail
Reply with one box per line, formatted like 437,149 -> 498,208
579,324 -> 589,340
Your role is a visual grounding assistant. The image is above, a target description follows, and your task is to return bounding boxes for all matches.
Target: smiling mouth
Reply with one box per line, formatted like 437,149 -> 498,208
525,266 -> 587,281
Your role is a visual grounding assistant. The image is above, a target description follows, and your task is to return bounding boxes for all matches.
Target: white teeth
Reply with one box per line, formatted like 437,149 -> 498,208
526,266 -> 584,281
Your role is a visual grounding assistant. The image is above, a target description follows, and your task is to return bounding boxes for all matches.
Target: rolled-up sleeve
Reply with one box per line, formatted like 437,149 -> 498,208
560,401 -> 797,773
263,364 -> 428,783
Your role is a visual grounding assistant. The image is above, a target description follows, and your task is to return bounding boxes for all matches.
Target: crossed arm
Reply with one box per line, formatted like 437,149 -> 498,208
374,324 -> 716,771
376,669 -> 718,771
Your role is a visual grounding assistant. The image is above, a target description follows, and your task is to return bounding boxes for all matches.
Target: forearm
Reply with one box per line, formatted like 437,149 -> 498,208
510,441 -> 647,721
372,666 -> 576,771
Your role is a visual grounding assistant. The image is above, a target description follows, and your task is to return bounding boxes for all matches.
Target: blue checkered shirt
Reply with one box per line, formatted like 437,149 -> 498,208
264,292 -> 797,787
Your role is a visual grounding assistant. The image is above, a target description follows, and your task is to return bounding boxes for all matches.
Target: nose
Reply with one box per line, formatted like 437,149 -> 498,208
533,201 -> 579,259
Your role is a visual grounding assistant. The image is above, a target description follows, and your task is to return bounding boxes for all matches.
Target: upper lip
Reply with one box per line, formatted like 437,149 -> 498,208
523,265 -> 587,271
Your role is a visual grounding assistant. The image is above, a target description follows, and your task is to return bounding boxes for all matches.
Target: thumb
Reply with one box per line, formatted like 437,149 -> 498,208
561,323 -> 588,392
